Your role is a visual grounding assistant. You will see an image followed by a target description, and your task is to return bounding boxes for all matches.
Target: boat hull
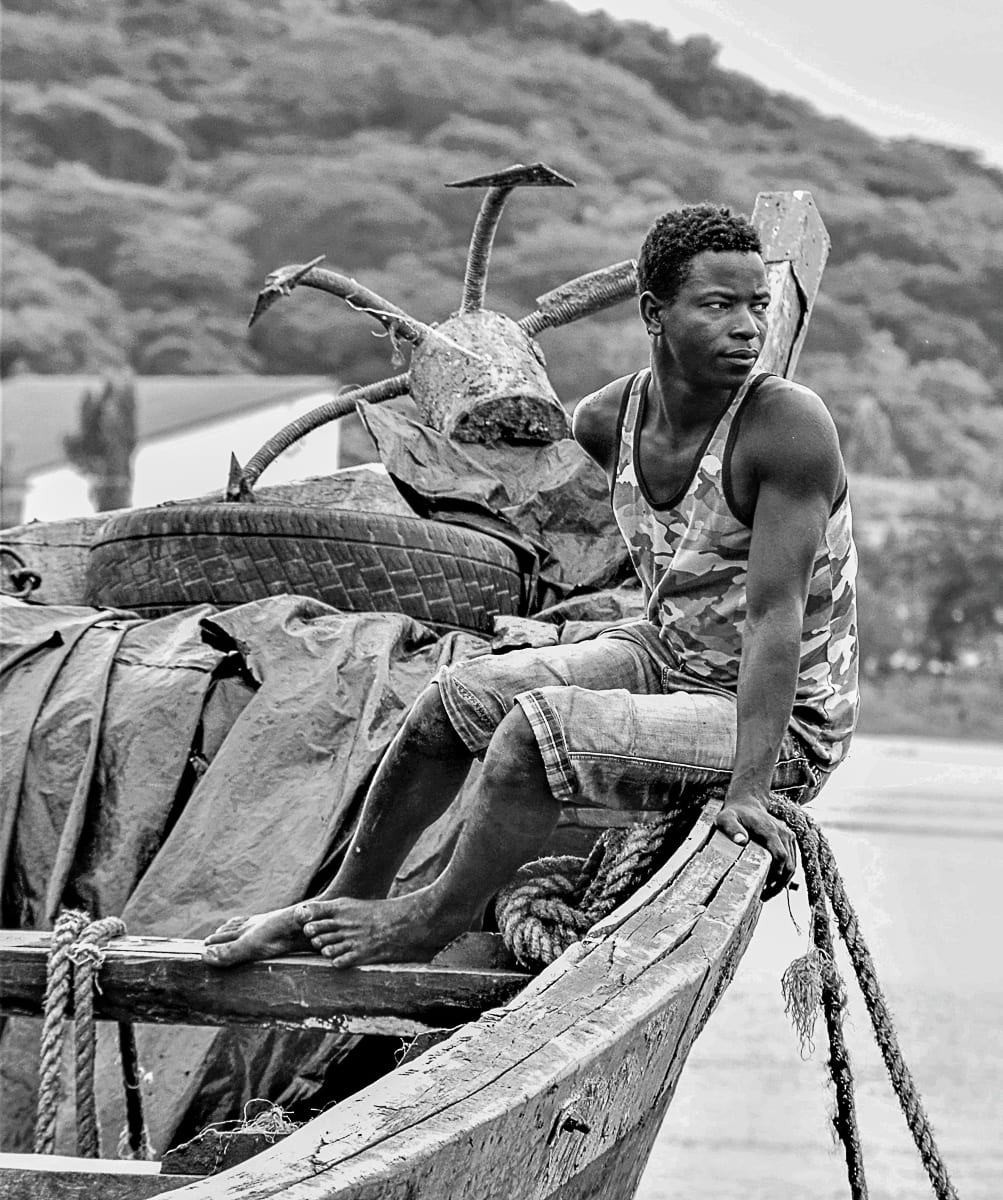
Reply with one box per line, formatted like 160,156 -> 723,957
1,809 -> 766,1200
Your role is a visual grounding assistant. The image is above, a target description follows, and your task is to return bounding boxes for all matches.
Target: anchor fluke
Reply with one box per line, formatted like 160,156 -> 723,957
445,162 -> 576,190
248,255 -> 327,327
449,164 -> 577,314
225,453 -> 255,503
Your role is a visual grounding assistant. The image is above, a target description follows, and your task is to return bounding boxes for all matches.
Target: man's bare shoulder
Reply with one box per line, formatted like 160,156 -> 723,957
742,376 -> 845,499
572,373 -> 637,472
745,376 -> 840,449
749,375 -> 833,422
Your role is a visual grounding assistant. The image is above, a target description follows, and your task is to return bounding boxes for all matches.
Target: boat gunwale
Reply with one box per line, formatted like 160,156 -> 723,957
0,805 -> 770,1199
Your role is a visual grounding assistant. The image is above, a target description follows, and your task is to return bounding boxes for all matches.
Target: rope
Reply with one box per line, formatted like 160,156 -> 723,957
771,800 -> 867,1198
814,818 -> 960,1200
497,795 -> 960,1200
0,546 -> 43,599
495,810 -> 691,971
117,1022 -> 153,1160
68,916 -> 127,1157
767,795 -> 960,1200
493,855 -> 594,968
34,909 -> 88,1154
33,911 -> 152,1160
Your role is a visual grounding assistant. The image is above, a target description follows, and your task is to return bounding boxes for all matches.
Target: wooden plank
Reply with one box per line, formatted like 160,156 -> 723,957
0,1154 -> 201,1199
752,189 -> 830,380
0,934 -> 528,1036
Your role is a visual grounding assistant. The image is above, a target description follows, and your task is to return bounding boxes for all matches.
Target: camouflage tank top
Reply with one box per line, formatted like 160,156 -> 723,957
609,368 -> 859,769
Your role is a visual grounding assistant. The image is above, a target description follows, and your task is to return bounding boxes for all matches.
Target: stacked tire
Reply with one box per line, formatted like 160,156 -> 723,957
85,504 -> 524,635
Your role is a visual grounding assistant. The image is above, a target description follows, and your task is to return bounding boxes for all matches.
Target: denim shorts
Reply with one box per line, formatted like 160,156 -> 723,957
435,621 -> 823,811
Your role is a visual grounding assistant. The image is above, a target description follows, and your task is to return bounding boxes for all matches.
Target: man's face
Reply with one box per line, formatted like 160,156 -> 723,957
649,250 -> 770,387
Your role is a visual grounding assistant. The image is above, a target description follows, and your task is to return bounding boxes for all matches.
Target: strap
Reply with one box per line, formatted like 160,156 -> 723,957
745,370 -> 774,397
608,370 -> 642,502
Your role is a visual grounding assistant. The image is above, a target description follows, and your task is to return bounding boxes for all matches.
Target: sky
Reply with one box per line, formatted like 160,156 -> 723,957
565,0 -> 1003,168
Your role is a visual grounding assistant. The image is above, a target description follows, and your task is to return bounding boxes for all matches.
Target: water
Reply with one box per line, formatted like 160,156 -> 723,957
638,735 -> 1003,1200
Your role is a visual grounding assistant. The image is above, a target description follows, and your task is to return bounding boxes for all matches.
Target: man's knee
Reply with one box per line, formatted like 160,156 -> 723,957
403,683 -> 469,759
482,706 -> 545,788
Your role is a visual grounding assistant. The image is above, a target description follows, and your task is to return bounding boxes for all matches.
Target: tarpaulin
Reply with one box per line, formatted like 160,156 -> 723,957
82,596 -> 486,1154
0,600 -> 223,1151
359,402 -> 631,603
0,600 -> 136,910
66,607 -> 225,920
0,594 -> 490,1153
2,577 -> 645,1154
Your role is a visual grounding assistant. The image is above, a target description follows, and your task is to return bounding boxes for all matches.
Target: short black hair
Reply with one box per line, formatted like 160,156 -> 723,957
637,204 -> 761,303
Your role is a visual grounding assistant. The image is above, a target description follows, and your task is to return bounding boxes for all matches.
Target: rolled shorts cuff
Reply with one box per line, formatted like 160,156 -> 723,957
434,664 -> 497,754
513,688 -> 578,803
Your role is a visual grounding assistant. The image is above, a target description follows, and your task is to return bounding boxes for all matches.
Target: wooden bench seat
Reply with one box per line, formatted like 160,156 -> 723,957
0,930 -> 529,1037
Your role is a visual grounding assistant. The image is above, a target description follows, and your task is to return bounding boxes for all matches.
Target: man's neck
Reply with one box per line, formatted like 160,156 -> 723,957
648,355 -> 744,431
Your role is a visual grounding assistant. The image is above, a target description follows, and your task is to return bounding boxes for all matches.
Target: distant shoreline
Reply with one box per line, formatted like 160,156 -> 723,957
857,671 -> 1003,742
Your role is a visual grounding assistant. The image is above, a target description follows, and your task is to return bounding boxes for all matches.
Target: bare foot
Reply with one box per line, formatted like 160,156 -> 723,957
295,891 -> 471,968
202,906 -> 312,967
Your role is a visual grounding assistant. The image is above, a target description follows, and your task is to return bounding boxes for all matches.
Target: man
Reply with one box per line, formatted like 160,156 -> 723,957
204,204 -> 858,970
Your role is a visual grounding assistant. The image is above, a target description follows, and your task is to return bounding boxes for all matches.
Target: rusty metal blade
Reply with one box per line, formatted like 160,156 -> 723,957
445,162 -> 575,189
248,255 -> 326,327
225,453 -> 255,502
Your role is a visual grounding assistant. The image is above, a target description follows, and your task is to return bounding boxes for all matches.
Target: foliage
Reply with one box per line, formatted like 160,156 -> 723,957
855,483 -> 1003,669
2,0 -> 1001,669
0,234 -> 131,374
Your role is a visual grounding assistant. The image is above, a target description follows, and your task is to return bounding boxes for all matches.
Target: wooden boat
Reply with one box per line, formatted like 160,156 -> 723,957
0,806 -> 768,1199
0,185 -> 823,1197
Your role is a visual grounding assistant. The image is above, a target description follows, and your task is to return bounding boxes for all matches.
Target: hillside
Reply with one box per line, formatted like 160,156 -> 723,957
3,0 -> 1002,679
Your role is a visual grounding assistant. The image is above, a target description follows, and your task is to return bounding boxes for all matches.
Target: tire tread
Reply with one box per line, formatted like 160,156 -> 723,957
85,504 -> 523,634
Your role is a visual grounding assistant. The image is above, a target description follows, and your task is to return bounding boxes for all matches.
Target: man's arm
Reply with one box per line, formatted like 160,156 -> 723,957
714,383 -> 845,898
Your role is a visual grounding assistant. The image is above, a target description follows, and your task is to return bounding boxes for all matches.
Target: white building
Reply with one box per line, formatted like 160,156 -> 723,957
0,374 -> 369,527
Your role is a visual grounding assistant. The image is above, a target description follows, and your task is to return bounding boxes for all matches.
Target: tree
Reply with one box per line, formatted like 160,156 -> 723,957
63,373 -> 137,511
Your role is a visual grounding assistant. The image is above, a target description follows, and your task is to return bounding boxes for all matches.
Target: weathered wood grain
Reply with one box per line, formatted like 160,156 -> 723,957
0,516 -> 119,606
751,190 -> 830,380
0,784 -> 769,1200
0,934 -> 528,1036
407,309 -> 571,444
0,1153 -> 201,1199
154,824 -> 768,1199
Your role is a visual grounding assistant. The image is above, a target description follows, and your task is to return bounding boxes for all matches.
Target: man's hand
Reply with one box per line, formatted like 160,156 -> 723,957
714,796 -> 797,900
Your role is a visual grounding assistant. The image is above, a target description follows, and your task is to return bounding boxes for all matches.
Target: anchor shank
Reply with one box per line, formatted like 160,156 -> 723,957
459,186 -> 513,315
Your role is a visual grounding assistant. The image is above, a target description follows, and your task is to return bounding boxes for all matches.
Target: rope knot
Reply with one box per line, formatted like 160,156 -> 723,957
34,910 -> 150,1160
68,941 -> 106,970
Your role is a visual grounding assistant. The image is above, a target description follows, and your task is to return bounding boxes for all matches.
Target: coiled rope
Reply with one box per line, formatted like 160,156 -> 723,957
34,909 -> 152,1160
495,805 -> 698,971
497,795 -> 960,1200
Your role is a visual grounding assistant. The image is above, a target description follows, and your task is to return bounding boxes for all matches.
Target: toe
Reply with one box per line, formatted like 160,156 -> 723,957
295,901 -> 329,925
205,918 -> 245,945
325,948 -> 360,969
303,918 -> 342,938
203,942 -> 238,967
312,928 -> 351,950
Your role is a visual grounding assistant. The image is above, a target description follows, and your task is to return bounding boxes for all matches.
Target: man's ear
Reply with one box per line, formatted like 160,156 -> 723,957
639,290 -> 663,336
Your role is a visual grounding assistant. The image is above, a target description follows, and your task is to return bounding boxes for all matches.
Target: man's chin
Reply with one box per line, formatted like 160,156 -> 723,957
713,357 -> 758,385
